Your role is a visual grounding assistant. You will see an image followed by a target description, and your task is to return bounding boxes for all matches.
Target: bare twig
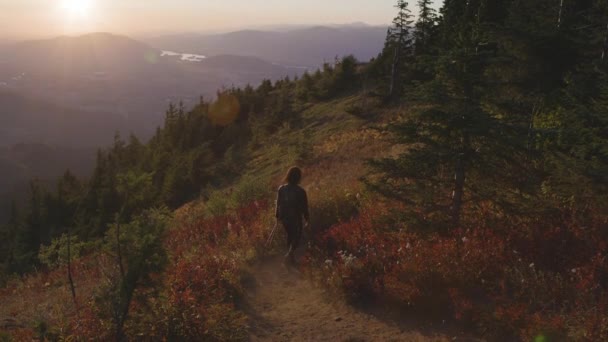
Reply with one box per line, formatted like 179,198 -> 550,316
67,226 -> 77,309
116,221 -> 125,279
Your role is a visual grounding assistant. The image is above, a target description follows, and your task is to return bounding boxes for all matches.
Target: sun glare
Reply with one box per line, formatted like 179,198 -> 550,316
61,0 -> 93,18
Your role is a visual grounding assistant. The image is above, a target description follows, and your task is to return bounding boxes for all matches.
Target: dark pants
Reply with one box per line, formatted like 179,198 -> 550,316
282,218 -> 303,253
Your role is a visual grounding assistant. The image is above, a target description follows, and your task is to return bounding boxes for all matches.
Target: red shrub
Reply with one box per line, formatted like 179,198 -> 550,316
153,199 -> 271,340
307,201 -> 608,340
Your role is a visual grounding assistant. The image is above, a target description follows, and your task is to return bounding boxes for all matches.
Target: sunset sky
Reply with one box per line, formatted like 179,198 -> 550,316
0,0 -> 443,39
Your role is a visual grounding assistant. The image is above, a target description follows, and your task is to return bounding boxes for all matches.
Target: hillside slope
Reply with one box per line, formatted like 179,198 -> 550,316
0,94 -> 462,341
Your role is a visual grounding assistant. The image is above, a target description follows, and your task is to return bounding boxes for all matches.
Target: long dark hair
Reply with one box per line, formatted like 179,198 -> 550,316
284,167 -> 302,185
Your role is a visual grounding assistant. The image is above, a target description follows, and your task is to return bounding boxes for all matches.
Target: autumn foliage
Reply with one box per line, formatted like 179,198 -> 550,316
306,200 -> 608,340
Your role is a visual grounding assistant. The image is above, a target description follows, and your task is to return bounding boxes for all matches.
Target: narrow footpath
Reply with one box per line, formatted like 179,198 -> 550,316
244,257 -> 462,342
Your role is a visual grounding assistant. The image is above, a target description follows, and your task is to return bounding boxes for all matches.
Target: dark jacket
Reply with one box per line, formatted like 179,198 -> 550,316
275,184 -> 309,223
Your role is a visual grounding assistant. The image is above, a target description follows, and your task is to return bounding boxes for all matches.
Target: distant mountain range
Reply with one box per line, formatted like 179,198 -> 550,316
0,32 -> 303,147
145,25 -> 388,67
8,33 -> 160,74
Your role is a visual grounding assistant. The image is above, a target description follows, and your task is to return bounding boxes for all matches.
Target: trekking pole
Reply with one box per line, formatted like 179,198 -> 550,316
266,222 -> 278,248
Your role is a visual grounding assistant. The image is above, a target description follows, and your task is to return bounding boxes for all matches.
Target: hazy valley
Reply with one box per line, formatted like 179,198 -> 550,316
0,25 -> 386,221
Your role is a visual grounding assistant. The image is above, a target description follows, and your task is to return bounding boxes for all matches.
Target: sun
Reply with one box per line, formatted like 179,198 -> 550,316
61,0 -> 93,17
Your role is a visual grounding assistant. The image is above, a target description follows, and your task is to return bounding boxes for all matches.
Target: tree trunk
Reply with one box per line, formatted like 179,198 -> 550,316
527,103 -> 538,151
451,133 -> 470,228
116,284 -> 134,342
389,36 -> 402,99
451,153 -> 466,228
602,22 -> 608,61
557,0 -> 564,29
116,222 -> 125,278
67,229 -> 77,307
114,221 -> 126,341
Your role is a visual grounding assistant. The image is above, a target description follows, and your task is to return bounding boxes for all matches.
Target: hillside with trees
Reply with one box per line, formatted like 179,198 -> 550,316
1,0 -> 607,340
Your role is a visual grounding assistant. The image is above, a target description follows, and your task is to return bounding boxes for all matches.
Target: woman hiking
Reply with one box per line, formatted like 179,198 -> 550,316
275,167 -> 310,265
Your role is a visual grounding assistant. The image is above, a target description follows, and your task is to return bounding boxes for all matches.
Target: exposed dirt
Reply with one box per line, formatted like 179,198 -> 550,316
243,257 -> 468,342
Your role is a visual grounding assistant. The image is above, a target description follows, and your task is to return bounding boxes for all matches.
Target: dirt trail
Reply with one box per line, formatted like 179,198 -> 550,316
244,258 -> 455,342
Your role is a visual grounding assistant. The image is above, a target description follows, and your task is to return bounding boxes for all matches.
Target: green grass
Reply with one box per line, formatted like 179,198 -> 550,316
242,95 -> 367,183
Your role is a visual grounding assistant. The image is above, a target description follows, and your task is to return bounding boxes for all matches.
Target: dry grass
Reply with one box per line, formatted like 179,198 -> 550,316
0,256 -> 104,336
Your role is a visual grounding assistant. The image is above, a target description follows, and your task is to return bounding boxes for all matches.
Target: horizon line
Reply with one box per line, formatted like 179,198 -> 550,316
0,22 -> 391,42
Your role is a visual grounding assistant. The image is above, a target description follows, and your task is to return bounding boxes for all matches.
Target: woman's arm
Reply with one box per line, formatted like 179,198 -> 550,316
275,186 -> 282,220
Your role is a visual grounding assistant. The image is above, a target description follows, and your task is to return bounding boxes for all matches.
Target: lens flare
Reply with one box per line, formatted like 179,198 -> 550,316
209,95 -> 240,127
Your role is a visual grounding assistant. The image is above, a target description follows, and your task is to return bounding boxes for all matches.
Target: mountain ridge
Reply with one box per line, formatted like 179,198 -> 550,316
145,25 -> 387,67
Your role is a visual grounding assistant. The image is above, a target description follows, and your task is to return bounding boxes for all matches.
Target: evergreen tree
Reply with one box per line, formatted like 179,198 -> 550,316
0,201 -> 19,277
14,181 -> 47,271
332,55 -> 359,91
414,0 -> 438,55
44,170 -> 81,241
368,0 -> 535,230
439,0 -> 468,42
541,68 -> 608,216
386,0 -> 414,98
296,72 -> 315,102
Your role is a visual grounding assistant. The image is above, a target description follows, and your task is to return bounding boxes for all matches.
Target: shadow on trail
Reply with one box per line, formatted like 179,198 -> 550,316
240,255 -> 457,342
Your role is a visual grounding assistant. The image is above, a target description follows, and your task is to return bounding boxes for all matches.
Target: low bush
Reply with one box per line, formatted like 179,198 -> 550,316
38,234 -> 97,269
153,199 -> 273,341
306,200 -> 608,340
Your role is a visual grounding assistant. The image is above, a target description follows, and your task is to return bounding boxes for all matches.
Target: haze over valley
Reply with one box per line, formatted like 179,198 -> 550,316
0,24 -> 387,221
1,25 -> 386,147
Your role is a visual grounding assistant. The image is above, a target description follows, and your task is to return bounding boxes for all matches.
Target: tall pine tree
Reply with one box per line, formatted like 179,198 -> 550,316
414,0 -> 438,55
386,0 -> 414,99
368,0 -> 535,230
